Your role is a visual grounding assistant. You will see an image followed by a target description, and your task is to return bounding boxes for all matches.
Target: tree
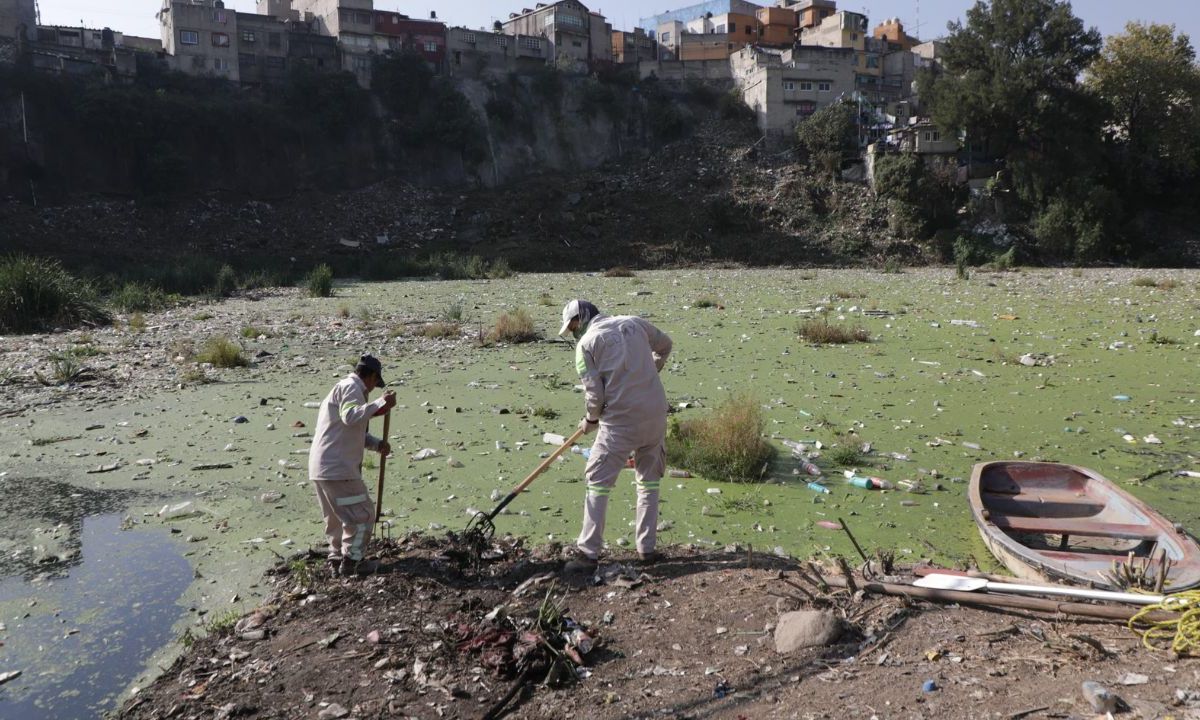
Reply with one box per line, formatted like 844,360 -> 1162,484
795,102 -> 857,178
1088,23 -> 1200,190
918,0 -> 1103,205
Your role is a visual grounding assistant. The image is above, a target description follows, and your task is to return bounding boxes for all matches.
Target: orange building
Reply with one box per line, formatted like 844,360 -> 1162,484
873,17 -> 919,51
792,0 -> 838,30
756,6 -> 798,46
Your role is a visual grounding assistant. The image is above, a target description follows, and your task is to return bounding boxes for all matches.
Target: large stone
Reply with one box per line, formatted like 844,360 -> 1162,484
773,610 -> 842,654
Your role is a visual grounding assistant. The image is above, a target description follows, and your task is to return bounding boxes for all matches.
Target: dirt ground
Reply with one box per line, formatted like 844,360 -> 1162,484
118,535 -> 1200,720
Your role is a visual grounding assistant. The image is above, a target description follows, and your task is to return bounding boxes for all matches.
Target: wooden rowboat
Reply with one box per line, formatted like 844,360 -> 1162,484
969,461 -> 1200,591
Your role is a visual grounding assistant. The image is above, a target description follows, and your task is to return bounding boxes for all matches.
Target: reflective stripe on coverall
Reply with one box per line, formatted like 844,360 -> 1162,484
574,315 -> 673,557
312,478 -> 376,561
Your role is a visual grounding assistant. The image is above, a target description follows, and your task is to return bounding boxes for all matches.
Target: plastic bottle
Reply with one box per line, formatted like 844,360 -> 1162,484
782,439 -> 818,452
799,460 -> 822,477
843,470 -> 893,490
668,469 -> 692,478
806,481 -> 831,494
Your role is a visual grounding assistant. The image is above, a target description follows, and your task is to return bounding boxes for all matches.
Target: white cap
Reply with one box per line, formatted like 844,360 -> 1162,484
558,299 -> 600,338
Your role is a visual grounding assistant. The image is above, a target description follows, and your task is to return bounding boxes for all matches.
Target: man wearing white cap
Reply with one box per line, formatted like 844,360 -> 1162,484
558,300 -> 673,571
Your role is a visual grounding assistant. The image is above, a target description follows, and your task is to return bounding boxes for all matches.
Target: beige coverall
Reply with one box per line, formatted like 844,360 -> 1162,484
308,374 -> 386,562
574,315 -> 673,558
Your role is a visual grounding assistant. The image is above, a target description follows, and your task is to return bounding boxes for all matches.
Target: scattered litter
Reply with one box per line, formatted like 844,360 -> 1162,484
1143,434 -> 1162,445
158,502 -> 198,520
816,520 -> 842,530
0,670 -> 21,686
86,462 -> 121,474
410,448 -> 439,461
1112,395 -> 1131,402
922,679 -> 938,693
191,463 -> 233,471
1081,681 -> 1118,714
1118,672 -> 1149,686
705,488 -> 722,495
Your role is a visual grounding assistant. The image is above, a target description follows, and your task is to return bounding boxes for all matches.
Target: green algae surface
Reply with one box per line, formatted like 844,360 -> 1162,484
1,268 -> 1197,711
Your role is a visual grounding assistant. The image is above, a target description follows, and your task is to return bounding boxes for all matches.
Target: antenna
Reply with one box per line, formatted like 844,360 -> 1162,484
915,0 -> 922,38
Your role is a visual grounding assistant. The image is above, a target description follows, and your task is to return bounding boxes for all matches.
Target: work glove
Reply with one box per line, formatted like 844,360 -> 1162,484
578,417 -> 599,436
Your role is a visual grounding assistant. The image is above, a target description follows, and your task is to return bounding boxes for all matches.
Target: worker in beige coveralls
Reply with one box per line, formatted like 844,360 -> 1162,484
308,355 -> 396,577
557,300 -> 673,573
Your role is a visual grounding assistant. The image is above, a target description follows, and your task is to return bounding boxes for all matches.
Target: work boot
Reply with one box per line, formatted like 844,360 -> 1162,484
338,557 -> 380,578
561,546 -> 598,574
637,551 -> 661,566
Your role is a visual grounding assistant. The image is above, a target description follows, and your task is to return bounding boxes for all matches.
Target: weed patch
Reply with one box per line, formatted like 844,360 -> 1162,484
490,308 -> 539,344
0,254 -> 110,333
422,322 -> 461,339
195,338 -> 249,368
604,267 -> 636,278
827,445 -> 862,467
796,319 -> 870,344
109,282 -> 174,313
694,295 -> 720,309
667,395 -> 776,482
307,264 -> 334,298
240,325 -> 272,339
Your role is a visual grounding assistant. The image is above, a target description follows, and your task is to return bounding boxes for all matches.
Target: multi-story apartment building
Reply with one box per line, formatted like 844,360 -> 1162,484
373,11 -> 445,65
781,0 -> 837,30
874,17 -> 919,51
286,0 -> 374,83
159,0 -> 241,82
502,1 -> 607,69
756,6 -> 798,46
639,1 -> 761,38
445,26 -> 547,77
611,27 -> 655,64
235,11 -> 289,86
0,0 -> 35,42
731,43 -> 856,139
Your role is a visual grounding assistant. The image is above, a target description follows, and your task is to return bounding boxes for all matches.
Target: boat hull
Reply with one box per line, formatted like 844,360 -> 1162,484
969,461 -> 1200,591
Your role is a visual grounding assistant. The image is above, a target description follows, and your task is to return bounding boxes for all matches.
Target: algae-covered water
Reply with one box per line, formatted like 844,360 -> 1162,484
0,268 -> 1196,714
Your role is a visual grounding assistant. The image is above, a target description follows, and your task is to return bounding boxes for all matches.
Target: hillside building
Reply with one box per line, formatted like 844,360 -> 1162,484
0,0 -> 35,42
501,1 -> 609,70
159,0 -> 241,82
731,43 -> 856,140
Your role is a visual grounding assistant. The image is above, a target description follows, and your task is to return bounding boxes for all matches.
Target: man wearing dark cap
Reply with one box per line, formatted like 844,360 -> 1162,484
308,354 -> 396,577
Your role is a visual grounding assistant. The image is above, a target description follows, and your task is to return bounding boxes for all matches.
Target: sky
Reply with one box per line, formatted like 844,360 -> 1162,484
38,0 -> 1200,46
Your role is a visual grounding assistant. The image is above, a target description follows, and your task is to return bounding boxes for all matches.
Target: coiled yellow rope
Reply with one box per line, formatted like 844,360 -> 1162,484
1128,591 -> 1200,655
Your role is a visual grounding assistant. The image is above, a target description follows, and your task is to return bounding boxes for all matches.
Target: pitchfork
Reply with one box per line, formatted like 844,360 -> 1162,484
463,428 -> 586,551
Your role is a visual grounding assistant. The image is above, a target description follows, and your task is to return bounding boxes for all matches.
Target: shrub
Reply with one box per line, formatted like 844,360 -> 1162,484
214,264 -> 238,298
797,319 -> 870,344
441,301 -> 466,323
195,337 -> 248,368
110,282 -> 172,313
827,445 -> 862,467
718,89 -> 755,123
240,325 -> 271,339
795,102 -> 857,178
0,255 -> 110,334
490,308 -> 539,344
488,258 -> 515,279
667,395 -> 776,482
538,293 -> 555,306
694,295 -> 720,309
306,264 -> 334,298
46,351 -> 91,384
604,266 -> 636,278
128,312 -> 147,332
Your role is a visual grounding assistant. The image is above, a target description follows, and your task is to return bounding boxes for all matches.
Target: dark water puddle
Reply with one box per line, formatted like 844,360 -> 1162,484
0,513 -> 193,719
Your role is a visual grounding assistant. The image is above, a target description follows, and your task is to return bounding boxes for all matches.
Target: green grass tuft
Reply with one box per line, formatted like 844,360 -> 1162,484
194,337 -> 249,368
0,254 -> 110,334
796,319 -> 870,344
827,445 -> 862,467
667,395 -> 776,482
306,264 -> 334,298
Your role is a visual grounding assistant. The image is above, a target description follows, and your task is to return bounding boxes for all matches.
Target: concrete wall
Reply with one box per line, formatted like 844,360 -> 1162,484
0,0 -> 35,41
636,58 -> 733,83
446,27 -> 547,79
502,0 -> 594,67
732,44 -> 856,140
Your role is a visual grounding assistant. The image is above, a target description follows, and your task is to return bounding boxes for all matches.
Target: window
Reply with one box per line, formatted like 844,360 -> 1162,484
268,33 -> 281,49
495,34 -> 507,47
818,81 -> 831,92
661,31 -> 671,43
242,30 -> 256,43
866,55 -> 879,68
851,32 -> 858,41
520,36 -> 541,50
239,53 -> 256,66
424,41 -> 437,53
356,11 -> 372,25
796,100 -> 816,116
464,32 -> 476,44
800,80 -> 813,91
266,56 -> 285,69
715,24 -> 725,33
729,22 -> 736,33
783,81 -> 795,90
746,26 -> 753,35
353,55 -> 369,70
214,57 -> 230,71
191,55 -> 206,69
213,9 -> 227,23
212,32 -> 230,47
572,40 -> 582,47
179,29 -> 199,45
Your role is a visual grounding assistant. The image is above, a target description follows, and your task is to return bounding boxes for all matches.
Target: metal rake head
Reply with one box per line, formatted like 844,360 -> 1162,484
463,511 -> 496,551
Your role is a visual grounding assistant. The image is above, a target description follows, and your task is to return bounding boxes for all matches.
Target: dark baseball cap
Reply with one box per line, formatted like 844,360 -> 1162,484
355,354 -> 386,388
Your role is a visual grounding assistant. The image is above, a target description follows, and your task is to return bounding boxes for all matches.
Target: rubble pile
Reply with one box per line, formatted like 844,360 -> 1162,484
4,123 -> 914,274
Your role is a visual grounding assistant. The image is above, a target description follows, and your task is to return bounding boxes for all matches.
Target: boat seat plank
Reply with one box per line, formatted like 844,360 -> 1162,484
989,514 -> 1159,541
982,489 -> 1098,505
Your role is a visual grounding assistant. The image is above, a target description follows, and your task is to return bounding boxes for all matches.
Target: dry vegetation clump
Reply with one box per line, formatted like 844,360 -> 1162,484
1132,276 -> 1178,289
694,295 -> 720,309
833,289 -> 866,299
490,308 -> 539,344
667,395 -> 776,482
603,266 -> 636,278
194,337 -> 249,368
796,319 -> 870,344
421,321 -> 461,339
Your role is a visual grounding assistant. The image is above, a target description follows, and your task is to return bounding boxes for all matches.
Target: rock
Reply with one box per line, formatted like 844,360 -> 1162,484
774,610 -> 843,653
259,492 -> 283,503
1119,672 -> 1149,686
446,457 -> 464,468
366,630 -> 381,644
1082,681 -> 1118,714
318,703 -> 349,719
232,416 -> 249,424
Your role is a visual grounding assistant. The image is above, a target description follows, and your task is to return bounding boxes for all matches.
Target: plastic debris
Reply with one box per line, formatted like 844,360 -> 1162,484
922,679 -> 938,693
410,448 -> 439,461
543,432 -> 566,446
806,482 -> 830,494
158,502 -> 197,519
1081,681 -> 1118,714
1112,395 -> 1131,402
816,520 -> 842,530
668,469 -> 692,478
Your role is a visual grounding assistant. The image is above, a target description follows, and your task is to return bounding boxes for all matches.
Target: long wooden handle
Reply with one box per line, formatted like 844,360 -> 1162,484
510,427 -> 587,495
374,411 -> 391,522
